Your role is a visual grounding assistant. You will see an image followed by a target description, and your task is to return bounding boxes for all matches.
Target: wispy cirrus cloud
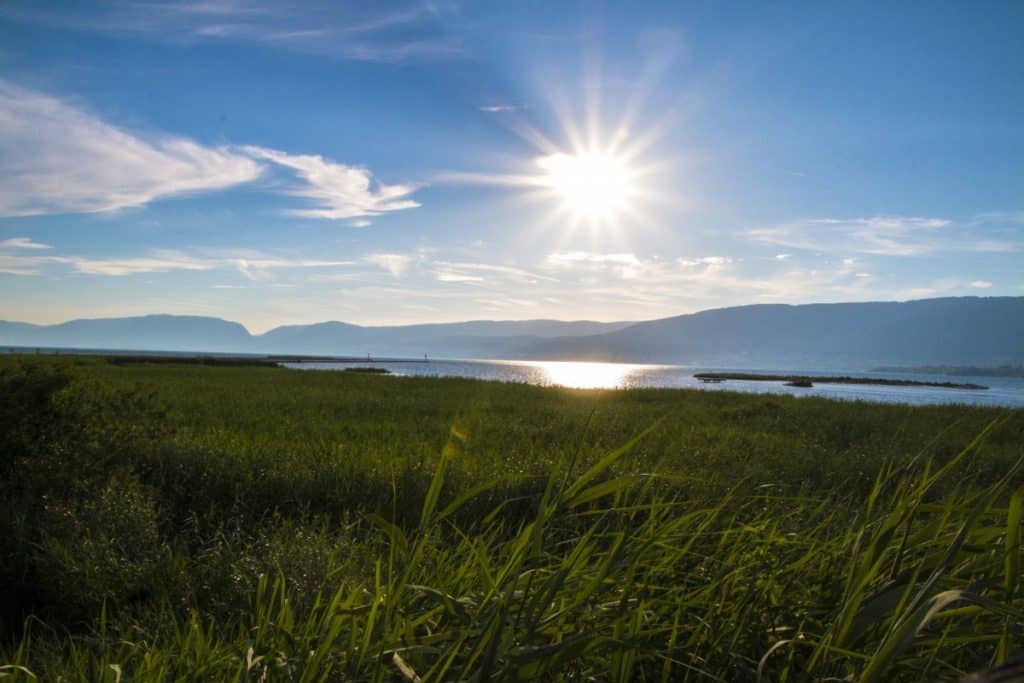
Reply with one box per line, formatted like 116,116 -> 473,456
546,251 -> 639,266
242,146 -> 421,222
0,254 -> 56,276
0,236 -> 70,274
536,249 -> 882,310
68,250 -> 216,276
228,254 -> 355,281
0,237 -> 52,250
746,214 -> 1022,256
0,81 -> 424,223
436,270 -> 484,283
0,80 -> 263,217
545,251 -> 734,282
1,1 -> 462,63
433,261 -> 558,284
478,104 -> 522,113
677,256 -> 732,267
0,242 -> 355,279
362,253 -> 415,277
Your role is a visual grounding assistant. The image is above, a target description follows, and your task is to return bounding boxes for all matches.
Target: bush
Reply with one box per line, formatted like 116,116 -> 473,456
32,473 -> 164,624
0,360 -> 166,634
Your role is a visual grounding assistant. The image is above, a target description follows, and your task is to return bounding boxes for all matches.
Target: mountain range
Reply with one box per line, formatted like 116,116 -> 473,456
2,296 -> 1021,370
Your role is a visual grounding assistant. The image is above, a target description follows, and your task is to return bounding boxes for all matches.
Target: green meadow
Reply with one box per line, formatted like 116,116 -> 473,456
1,356 -> 1022,681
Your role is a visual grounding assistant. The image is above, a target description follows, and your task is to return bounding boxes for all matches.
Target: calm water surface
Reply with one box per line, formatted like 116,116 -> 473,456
287,359 -> 1024,407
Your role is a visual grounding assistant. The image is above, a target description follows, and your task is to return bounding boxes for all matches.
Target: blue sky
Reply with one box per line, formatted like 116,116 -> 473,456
1,1 -> 1021,332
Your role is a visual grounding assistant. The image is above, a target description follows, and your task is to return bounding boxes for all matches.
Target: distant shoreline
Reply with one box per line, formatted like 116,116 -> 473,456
693,372 -> 988,390
1,348 -> 429,366
873,365 -> 1024,379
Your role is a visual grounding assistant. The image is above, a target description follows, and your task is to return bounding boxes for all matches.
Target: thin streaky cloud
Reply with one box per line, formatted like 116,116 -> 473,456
232,256 -> 355,281
0,80 -> 263,217
0,245 -> 357,279
242,146 -> 422,221
0,237 -> 52,250
363,253 -> 415,277
436,271 -> 485,283
433,260 -> 559,283
746,214 -> 1022,257
69,251 -> 215,276
0,1 -> 462,63
546,251 -> 639,266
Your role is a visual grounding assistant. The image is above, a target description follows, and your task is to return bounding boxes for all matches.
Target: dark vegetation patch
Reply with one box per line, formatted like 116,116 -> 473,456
105,354 -> 281,367
695,371 -> 988,390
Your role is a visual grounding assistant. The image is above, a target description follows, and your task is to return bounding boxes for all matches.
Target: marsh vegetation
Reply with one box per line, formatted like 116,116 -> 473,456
1,356 -> 1022,681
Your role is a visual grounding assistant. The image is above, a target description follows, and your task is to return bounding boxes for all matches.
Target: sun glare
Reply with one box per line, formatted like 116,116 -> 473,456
537,150 -> 635,222
526,360 -> 643,389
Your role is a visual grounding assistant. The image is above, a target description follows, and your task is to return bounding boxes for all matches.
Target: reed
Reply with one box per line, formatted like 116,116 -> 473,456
1,356 -> 1021,680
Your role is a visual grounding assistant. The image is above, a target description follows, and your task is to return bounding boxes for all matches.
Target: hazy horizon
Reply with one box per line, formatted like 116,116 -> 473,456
0,293 -> 1019,336
0,294 -> 1015,335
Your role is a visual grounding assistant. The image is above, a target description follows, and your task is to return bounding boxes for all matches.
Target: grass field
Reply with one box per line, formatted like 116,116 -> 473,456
1,355 -> 1022,681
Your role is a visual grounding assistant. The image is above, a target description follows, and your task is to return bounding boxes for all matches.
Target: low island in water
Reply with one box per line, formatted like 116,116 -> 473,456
873,364 -> 1024,378
693,372 -> 988,390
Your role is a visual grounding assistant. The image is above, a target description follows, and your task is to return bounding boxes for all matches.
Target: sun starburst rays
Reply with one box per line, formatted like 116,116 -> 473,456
440,69 -> 675,248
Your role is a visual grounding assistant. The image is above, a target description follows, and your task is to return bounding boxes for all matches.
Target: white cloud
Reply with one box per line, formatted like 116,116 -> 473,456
774,253 -> 790,261
435,261 -> 558,283
817,216 -> 950,230
747,214 -> 1022,256
534,248 -> 890,310
69,250 -> 215,276
363,253 -> 414,277
0,82 -> 423,223
3,2 -> 462,63
0,237 -> 51,250
242,146 -> 421,222
0,241 -> 356,279
0,237 -> 67,274
230,255 -> 354,281
0,80 -> 263,217
678,256 -> 731,267
970,280 -> 993,289
0,254 -> 56,275
546,252 -> 640,266
436,271 -> 484,283
479,104 -> 521,113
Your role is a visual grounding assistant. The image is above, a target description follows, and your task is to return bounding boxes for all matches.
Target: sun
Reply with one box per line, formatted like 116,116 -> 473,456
536,149 -> 636,223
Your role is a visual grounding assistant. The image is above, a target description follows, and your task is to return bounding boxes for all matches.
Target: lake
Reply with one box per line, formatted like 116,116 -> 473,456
286,358 -> 1024,407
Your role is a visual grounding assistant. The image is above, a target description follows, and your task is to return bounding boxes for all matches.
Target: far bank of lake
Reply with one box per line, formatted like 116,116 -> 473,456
286,358 -> 1024,407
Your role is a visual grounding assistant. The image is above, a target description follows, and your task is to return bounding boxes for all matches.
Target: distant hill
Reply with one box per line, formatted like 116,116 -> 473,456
526,297 -> 1024,369
0,315 -> 633,357
1,297 -> 1021,370
0,315 -> 252,352
254,319 -> 633,356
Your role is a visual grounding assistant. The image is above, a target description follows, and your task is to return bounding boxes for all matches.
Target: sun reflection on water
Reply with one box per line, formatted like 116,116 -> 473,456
522,361 -> 648,389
